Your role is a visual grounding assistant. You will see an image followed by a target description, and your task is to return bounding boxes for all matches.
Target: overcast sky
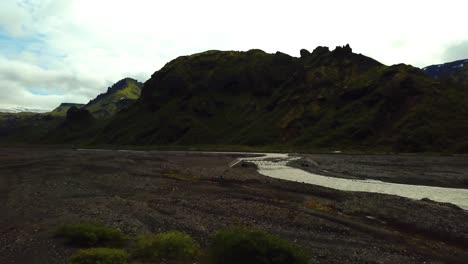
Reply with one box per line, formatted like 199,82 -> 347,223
1,0 -> 467,110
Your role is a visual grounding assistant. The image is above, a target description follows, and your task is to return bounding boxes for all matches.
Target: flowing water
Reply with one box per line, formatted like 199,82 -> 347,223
235,153 -> 468,210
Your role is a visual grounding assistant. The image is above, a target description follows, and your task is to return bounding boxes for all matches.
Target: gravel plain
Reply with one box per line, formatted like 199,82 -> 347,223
0,148 -> 467,263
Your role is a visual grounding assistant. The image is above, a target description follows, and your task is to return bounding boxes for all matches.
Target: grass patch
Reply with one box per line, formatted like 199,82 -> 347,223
209,227 -> 310,264
132,231 -> 200,261
55,223 -> 127,247
68,248 -> 129,264
304,200 -> 336,213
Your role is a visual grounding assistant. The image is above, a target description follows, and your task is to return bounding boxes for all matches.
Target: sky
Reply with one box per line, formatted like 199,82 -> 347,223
1,0 -> 468,111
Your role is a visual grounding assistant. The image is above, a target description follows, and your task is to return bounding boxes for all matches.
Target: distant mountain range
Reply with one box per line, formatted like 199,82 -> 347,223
0,78 -> 142,143
1,47 -> 468,153
0,106 -> 49,114
422,59 -> 468,79
422,59 -> 468,89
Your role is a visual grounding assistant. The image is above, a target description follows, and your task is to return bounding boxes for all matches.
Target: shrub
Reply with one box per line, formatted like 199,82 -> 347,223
209,228 -> 309,264
132,231 -> 200,261
55,223 -> 127,247
68,248 -> 129,264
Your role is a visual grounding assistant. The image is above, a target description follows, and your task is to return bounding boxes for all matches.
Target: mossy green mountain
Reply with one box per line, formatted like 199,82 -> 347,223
50,103 -> 86,116
2,46 -> 468,153
83,78 -> 142,118
81,46 -> 468,152
49,78 -> 143,118
0,78 -> 142,144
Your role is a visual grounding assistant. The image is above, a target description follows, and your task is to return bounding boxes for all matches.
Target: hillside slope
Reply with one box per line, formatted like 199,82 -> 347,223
89,46 -> 468,152
84,78 -> 143,118
423,59 -> 468,89
0,112 -> 62,143
423,59 -> 468,79
0,78 -> 143,144
47,78 -> 142,118
50,103 -> 86,116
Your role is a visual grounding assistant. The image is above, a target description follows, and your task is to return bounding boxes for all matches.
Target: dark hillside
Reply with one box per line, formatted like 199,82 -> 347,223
90,46 -> 468,152
2,47 -> 467,152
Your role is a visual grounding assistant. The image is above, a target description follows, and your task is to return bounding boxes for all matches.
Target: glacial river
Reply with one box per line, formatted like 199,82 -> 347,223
234,153 -> 468,210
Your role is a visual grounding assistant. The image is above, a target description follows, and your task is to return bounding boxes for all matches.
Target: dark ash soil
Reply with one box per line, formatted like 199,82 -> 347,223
0,148 -> 467,264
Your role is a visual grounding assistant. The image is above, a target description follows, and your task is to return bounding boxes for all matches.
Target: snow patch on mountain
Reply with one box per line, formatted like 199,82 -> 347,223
0,105 -> 49,113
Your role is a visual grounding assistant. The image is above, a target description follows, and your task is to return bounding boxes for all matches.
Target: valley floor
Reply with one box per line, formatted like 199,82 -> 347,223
0,148 -> 467,263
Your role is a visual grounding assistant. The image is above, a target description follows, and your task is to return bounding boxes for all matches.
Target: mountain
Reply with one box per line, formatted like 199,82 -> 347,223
423,59 -> 468,92
0,106 -> 49,114
3,47 -> 468,153
48,78 -> 142,118
0,112 -> 62,143
71,45 -> 468,152
83,78 -> 143,118
0,78 -> 143,144
422,59 -> 468,79
50,103 -> 86,116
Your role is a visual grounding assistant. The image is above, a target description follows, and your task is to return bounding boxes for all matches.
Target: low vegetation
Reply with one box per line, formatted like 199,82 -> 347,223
132,231 -> 200,261
304,199 -> 336,213
56,223 -> 309,263
209,227 -> 310,264
68,248 -> 129,264
54,223 -> 127,247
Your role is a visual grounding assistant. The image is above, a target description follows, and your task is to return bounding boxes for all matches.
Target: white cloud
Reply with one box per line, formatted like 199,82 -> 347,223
442,40 -> 468,62
0,0 -> 468,110
0,55 -> 100,109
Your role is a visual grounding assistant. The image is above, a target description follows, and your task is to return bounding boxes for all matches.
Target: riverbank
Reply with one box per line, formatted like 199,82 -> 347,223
0,148 -> 467,263
233,153 -> 468,209
289,154 -> 468,188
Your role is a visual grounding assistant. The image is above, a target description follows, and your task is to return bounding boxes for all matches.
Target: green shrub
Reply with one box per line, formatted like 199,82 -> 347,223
209,228 -> 309,264
55,223 -> 127,247
68,248 -> 129,264
132,231 -> 200,261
